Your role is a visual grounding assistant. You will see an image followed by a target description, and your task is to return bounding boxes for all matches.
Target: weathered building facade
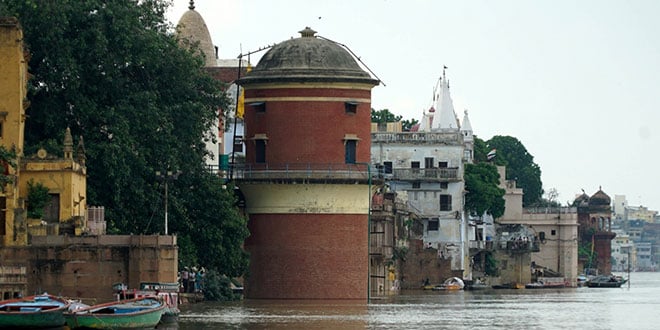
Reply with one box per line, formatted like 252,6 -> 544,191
497,167 -> 579,286
235,27 -> 379,299
371,70 -> 472,281
576,189 -> 616,275
0,17 -> 177,299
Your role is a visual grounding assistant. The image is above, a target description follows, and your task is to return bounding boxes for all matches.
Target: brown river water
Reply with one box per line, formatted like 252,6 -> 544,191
164,272 -> 660,330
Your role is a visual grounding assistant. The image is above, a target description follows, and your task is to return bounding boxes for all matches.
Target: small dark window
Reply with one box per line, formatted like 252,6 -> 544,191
425,157 -> 434,168
428,219 -> 439,231
255,140 -> 266,163
411,161 -> 420,174
345,101 -> 358,114
551,229 -> 556,236
440,194 -> 452,211
251,102 -> 266,113
412,182 -> 420,189
438,161 -> 448,168
345,140 -> 356,164
440,182 -> 448,189
233,136 -> 243,153
383,161 -> 393,174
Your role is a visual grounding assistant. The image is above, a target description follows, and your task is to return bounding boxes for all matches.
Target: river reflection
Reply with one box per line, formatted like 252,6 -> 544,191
169,272 -> 660,330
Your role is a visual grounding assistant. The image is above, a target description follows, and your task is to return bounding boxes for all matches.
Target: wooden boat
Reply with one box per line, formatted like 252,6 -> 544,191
587,275 -> 627,288
0,293 -> 70,328
432,277 -> 465,290
114,282 -> 180,324
65,296 -> 165,329
525,277 -> 568,289
492,282 -> 524,289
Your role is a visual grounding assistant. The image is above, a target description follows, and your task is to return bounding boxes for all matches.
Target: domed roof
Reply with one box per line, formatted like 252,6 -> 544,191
572,192 -> 590,207
589,188 -> 611,206
176,2 -> 216,67
238,27 -> 379,85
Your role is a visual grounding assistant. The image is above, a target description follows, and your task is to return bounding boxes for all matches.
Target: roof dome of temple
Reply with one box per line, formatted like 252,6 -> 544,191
238,27 -> 379,85
589,188 -> 611,206
176,1 -> 216,67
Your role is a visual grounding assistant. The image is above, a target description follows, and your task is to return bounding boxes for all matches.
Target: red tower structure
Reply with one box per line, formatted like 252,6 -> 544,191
576,189 -> 616,275
235,27 -> 379,299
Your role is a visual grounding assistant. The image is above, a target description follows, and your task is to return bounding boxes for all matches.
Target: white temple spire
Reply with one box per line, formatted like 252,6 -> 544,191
431,66 -> 458,130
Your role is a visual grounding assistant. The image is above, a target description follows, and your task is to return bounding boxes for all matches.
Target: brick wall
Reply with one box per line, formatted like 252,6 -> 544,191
244,214 -> 368,299
0,235 -> 177,302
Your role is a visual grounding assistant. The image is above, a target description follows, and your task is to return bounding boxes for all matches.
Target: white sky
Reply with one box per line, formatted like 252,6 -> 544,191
167,0 -> 660,211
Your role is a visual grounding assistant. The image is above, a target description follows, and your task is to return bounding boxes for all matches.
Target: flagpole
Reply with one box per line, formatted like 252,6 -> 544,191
229,56 -> 242,181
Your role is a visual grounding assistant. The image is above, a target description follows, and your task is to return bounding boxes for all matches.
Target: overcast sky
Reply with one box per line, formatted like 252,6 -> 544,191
168,0 -> 660,211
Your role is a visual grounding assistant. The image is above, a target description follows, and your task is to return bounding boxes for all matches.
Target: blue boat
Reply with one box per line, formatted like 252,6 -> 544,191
0,293 -> 70,328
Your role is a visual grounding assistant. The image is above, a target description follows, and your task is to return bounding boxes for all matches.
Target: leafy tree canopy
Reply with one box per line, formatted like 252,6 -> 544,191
371,108 -> 402,124
371,108 -> 419,131
464,162 -> 505,219
474,135 -> 543,207
1,0 -> 249,280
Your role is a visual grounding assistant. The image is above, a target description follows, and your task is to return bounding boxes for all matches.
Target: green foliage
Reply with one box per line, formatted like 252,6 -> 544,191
401,118 -> 419,132
474,135 -> 544,207
0,146 -> 17,187
26,179 -> 50,219
578,242 -> 597,267
464,162 -> 505,218
473,136 -> 489,163
371,108 -> 402,123
2,0 -> 249,280
202,269 -> 242,301
484,252 -> 499,276
392,246 -> 408,262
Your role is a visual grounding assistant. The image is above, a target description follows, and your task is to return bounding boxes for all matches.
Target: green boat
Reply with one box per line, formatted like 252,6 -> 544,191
0,293 -> 70,328
65,296 -> 165,329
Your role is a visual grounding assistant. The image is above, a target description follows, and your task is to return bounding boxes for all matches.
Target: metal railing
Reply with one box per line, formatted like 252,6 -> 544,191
232,163 -> 371,181
387,168 -> 460,181
372,131 -> 463,144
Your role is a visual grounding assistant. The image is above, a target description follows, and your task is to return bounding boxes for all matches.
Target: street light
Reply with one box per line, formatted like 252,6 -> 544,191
156,170 -> 182,235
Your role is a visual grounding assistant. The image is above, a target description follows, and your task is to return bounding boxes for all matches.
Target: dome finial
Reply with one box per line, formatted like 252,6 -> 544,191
299,27 -> 317,38
188,0 -> 195,10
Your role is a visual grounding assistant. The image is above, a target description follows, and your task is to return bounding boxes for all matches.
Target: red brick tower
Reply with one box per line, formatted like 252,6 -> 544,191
577,189 -> 616,274
235,27 -> 379,299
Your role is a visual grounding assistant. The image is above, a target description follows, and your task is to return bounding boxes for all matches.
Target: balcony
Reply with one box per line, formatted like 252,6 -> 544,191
372,131 -> 463,145
386,168 -> 460,182
500,240 -> 540,253
469,240 -> 494,251
232,163 -> 374,184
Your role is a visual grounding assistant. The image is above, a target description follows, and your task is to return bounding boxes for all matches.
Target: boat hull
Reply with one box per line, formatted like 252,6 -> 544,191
65,297 -> 165,329
0,294 -> 69,329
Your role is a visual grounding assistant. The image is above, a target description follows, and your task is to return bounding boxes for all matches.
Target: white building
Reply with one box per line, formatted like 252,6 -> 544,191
371,69 -> 472,278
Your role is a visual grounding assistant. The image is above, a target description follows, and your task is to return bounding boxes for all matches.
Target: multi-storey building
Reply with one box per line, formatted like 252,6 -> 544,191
176,2 -> 246,175
575,189 -> 616,275
371,70 -> 472,280
235,27 -> 379,299
611,230 -> 636,272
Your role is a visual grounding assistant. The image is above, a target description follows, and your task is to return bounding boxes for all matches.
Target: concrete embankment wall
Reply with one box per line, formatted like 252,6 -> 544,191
0,235 -> 177,302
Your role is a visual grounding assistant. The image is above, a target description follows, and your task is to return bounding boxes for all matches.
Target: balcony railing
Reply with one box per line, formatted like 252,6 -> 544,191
232,163 -> 372,182
385,168 -> 460,181
372,131 -> 463,144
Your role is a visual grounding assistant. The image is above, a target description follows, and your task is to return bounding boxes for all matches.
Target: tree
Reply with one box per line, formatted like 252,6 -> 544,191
464,162 -> 505,219
1,0 -> 249,286
480,135 -> 543,207
371,108 -> 402,124
401,118 -> 419,132
26,179 -> 51,219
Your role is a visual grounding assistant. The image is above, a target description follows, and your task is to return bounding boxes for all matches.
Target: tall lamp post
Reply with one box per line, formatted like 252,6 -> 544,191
156,170 -> 182,235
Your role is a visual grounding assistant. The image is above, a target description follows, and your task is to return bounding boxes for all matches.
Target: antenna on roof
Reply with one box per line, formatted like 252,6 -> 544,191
317,35 -> 385,86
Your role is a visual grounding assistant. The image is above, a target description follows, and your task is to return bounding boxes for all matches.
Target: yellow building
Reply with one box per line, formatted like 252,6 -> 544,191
0,17 -> 87,246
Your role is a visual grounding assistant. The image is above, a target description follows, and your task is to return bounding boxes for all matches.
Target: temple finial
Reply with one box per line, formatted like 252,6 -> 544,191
188,0 -> 195,10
